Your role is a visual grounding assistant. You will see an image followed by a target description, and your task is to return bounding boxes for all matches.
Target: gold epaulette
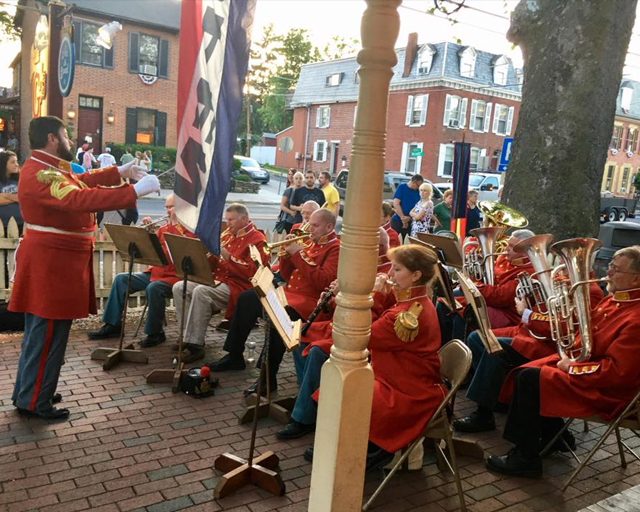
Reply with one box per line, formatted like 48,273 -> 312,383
394,301 -> 423,343
37,169 -> 79,200
568,363 -> 600,376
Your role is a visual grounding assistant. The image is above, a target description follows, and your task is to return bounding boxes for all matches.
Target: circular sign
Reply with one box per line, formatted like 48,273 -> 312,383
58,32 -> 75,97
278,136 -> 293,153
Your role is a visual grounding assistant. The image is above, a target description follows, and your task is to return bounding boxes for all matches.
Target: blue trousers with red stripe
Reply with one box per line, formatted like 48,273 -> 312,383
12,314 -> 72,413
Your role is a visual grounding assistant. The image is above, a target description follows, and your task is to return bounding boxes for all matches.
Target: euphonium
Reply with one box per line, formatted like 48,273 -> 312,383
546,237 -> 606,362
513,234 -> 555,314
466,226 -> 503,285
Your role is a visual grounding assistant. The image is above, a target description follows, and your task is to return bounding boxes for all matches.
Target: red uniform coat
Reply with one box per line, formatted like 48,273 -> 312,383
279,231 -> 340,320
10,150 -> 136,319
145,223 -> 197,286
214,222 -> 268,319
368,287 -> 445,453
383,222 -> 401,248
500,288 -> 640,421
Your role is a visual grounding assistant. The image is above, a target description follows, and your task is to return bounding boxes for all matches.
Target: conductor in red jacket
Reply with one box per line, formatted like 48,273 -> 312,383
487,246 -> 640,478
10,116 -> 159,420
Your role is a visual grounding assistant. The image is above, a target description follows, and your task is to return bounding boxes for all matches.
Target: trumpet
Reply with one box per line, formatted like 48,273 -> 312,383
265,233 -> 312,252
141,215 -> 169,231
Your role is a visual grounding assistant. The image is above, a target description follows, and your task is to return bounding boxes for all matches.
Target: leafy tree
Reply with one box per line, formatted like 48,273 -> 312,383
0,6 -> 20,39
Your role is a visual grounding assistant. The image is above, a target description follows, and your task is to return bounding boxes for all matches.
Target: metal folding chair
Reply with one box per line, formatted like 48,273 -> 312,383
539,387 -> 640,491
362,339 -> 472,511
134,296 -> 170,337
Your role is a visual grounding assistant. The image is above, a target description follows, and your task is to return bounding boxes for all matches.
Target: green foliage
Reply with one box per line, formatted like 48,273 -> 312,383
0,7 -> 20,39
634,172 -> 640,193
233,173 -> 253,182
233,156 -> 242,173
107,143 -> 176,172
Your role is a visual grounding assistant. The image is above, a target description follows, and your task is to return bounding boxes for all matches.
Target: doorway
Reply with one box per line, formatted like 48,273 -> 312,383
77,95 -> 103,152
329,141 -> 340,175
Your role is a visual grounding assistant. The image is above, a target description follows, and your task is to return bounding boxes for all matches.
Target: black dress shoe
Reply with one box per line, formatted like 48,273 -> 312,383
140,332 -> 166,348
303,447 -> 314,463
486,448 -> 542,478
207,354 -> 246,372
88,323 -> 121,340
276,421 -> 315,440
366,448 -> 395,472
215,320 -> 231,332
52,393 -> 62,404
243,377 -> 277,397
453,411 -> 496,433
17,407 -> 70,420
543,429 -> 577,455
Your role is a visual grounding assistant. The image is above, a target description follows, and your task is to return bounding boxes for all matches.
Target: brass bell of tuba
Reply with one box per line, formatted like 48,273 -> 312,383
465,226 -> 504,286
513,234 -> 555,314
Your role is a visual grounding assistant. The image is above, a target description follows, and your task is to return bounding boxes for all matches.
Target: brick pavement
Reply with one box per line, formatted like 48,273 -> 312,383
2,316 -> 640,512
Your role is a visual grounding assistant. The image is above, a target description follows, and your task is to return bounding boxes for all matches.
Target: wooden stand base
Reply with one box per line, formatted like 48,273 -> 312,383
214,452 -> 285,499
239,395 -> 296,425
145,362 -> 185,393
90,347 -> 148,370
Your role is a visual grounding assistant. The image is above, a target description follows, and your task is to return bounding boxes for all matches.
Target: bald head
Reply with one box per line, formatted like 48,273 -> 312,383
308,208 -> 335,242
301,200 -> 320,223
379,226 -> 389,256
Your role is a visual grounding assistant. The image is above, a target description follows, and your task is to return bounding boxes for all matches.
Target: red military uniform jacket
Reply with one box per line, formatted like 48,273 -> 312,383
214,222 -> 268,319
383,222 -> 400,248
377,255 -> 392,274
145,223 -> 197,286
367,286 -> 445,453
10,150 -> 137,319
279,231 -> 340,320
500,288 -> 640,421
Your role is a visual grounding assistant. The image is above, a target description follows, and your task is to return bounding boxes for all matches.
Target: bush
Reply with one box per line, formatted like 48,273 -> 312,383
233,174 -> 252,182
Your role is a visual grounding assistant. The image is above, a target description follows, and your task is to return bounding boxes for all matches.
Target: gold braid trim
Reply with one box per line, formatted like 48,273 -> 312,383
394,301 -> 423,343
36,169 -> 80,201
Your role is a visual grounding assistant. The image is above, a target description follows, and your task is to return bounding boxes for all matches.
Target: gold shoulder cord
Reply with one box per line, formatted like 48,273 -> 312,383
394,301 -> 423,343
37,169 -> 81,200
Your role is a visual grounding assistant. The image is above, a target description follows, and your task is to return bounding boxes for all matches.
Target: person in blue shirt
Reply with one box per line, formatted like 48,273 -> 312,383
466,190 -> 482,235
391,174 -> 423,242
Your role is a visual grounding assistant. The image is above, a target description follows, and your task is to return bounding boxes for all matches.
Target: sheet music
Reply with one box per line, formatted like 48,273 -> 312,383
265,288 -> 294,338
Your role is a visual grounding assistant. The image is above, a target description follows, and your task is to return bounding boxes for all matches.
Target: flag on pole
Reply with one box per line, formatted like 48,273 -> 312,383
174,0 -> 256,253
450,142 -> 471,240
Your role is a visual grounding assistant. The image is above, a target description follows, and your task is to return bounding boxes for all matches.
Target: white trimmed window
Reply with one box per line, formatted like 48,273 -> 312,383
469,147 -> 487,172
469,100 -> 492,133
626,127 -> 638,153
326,73 -> 343,87
459,47 -> 477,78
400,142 -> 424,174
313,140 -> 328,162
621,167 -> 631,194
621,86 -> 633,112
418,45 -> 436,74
405,94 -> 429,127
316,106 -> 331,128
493,56 -> 509,85
492,104 -> 514,136
443,95 -> 468,129
437,143 -> 455,178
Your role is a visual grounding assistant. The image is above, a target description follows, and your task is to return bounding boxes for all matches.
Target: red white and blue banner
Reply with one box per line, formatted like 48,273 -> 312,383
174,0 -> 256,253
450,142 -> 471,239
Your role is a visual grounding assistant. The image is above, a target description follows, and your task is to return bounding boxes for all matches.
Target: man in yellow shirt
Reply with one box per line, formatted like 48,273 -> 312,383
318,171 -> 340,218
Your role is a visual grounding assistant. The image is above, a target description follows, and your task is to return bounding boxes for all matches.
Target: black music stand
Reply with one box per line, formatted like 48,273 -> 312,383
91,225 -> 167,370
415,232 -> 464,269
145,234 -> 217,392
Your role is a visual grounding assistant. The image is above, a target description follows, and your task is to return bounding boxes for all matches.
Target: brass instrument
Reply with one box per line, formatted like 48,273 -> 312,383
141,215 -> 169,231
291,221 -> 310,237
464,226 -> 503,285
514,234 -> 555,314
479,200 -> 529,252
546,238 -> 608,362
265,233 -> 312,253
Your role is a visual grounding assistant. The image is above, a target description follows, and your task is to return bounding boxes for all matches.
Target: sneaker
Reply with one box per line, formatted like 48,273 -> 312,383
88,323 -> 121,340
140,332 -> 166,348
180,345 -> 205,364
206,354 -> 246,372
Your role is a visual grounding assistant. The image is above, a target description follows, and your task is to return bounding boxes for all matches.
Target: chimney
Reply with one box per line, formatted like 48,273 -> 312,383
403,33 -> 419,78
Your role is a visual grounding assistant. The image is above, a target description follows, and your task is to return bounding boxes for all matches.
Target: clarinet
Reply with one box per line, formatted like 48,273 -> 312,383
301,289 -> 334,336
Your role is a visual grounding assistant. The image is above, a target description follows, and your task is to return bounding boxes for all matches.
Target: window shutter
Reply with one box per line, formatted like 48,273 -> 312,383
400,143 -> 408,173
437,144 -> 447,177
128,32 -> 139,73
506,106 -> 515,135
321,141 -> 328,162
405,95 -> 414,126
416,142 -> 424,173
443,95 -> 452,126
125,108 -> 137,145
155,111 -> 167,147
470,100 -> 478,131
492,104 -> 501,134
313,141 -> 319,161
420,94 -> 429,126
484,103 -> 492,132
353,105 -> 357,128
159,39 -> 169,78
104,45 -> 114,69
460,98 -> 468,128
73,22 -> 81,63
316,108 -> 321,128
326,107 -> 331,128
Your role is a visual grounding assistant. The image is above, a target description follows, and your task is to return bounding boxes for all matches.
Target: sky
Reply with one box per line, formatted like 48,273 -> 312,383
3,0 -> 640,87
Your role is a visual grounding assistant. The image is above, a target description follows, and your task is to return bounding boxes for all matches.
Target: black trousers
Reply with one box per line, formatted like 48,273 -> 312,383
503,367 -> 565,458
390,216 -> 410,243
222,288 -> 301,383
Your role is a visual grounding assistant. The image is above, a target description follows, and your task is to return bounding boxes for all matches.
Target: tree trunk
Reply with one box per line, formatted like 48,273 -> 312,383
504,0 -> 637,239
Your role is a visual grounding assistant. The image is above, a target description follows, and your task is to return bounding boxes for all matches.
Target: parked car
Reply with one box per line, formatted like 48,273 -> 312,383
233,155 -> 270,184
335,170 -> 443,216
434,172 -> 501,203
600,194 -> 638,223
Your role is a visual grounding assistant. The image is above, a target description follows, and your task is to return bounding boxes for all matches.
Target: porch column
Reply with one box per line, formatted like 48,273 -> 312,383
308,1 -> 401,511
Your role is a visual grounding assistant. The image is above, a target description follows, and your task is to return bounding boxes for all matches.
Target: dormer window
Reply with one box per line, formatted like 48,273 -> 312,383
459,47 -> 476,78
417,45 -> 436,74
493,56 -> 509,85
326,73 -> 343,87
621,85 -> 633,112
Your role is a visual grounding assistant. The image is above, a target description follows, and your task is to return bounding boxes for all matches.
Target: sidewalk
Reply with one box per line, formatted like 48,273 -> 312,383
149,188 -> 281,205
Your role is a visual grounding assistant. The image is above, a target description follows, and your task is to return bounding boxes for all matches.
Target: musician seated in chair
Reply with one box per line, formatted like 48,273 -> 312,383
205,209 -> 340,396
436,229 -> 536,346
171,203 -> 268,363
301,245 -> 446,471
89,195 -> 195,347
381,202 -> 401,248
486,246 -> 640,478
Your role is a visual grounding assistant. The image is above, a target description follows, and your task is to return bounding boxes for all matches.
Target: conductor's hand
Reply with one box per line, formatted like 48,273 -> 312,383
119,159 -> 148,181
285,242 -> 303,255
515,296 -> 527,316
557,355 -> 571,373
133,175 -> 160,198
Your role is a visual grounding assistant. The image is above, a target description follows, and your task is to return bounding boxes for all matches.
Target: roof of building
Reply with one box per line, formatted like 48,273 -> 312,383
291,41 -> 522,107
617,79 -> 640,121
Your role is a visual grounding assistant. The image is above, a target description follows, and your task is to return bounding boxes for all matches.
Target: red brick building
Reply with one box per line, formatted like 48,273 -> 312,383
15,0 -> 180,157
283,36 -> 522,183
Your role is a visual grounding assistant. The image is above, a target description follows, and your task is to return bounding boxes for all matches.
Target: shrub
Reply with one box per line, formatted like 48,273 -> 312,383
233,174 -> 252,182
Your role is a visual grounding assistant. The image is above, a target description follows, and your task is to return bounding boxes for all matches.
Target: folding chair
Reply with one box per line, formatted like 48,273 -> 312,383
362,339 -> 472,512
539,387 -> 640,491
134,296 -> 170,337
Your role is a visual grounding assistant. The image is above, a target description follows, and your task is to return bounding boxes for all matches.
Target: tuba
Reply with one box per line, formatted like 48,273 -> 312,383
546,238 -> 606,362
513,234 -> 555,314
464,226 -> 504,285
479,200 -> 529,252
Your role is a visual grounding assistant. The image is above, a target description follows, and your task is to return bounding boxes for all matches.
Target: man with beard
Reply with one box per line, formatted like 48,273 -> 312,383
10,116 -> 159,420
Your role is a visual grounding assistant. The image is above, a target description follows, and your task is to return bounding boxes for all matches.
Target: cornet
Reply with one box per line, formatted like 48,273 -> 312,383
265,234 -> 312,252
141,215 -> 169,231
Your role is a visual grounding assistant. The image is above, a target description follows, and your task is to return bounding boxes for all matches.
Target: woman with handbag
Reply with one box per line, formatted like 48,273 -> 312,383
277,171 -> 303,233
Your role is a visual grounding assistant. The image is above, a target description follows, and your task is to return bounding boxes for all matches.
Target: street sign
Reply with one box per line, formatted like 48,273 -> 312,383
58,27 -> 75,97
278,136 -> 293,153
410,148 -> 424,157
498,137 -> 513,173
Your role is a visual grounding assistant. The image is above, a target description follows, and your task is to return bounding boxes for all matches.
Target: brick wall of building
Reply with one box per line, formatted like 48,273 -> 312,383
602,118 -> 640,197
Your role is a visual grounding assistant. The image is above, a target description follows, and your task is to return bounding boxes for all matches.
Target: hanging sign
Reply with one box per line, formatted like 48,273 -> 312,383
58,26 -> 75,97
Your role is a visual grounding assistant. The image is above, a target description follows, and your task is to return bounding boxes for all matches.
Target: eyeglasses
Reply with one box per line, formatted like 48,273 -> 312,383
607,263 -> 640,276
